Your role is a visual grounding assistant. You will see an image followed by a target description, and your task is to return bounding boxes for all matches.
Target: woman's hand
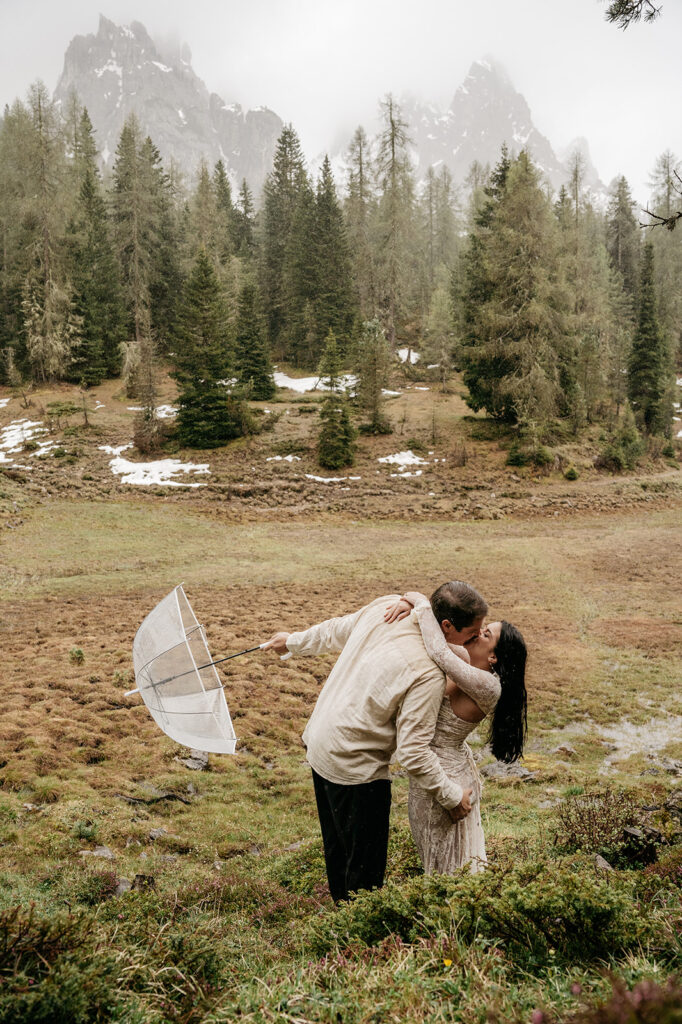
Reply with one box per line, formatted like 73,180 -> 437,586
384,598 -> 413,623
403,591 -> 428,608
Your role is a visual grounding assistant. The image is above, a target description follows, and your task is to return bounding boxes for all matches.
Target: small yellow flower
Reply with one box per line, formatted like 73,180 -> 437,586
443,958 -> 452,967
548,949 -> 556,956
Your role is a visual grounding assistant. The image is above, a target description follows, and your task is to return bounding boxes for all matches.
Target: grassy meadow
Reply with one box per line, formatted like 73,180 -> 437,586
0,375 -> 681,1022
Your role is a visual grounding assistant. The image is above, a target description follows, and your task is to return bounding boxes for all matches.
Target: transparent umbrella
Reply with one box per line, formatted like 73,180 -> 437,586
128,585 -> 276,754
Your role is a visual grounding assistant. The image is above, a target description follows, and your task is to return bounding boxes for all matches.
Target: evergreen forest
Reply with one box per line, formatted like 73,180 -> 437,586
1,82 -> 681,461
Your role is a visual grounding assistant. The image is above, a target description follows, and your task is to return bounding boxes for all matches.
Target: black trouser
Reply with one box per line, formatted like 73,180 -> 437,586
312,768 -> 392,903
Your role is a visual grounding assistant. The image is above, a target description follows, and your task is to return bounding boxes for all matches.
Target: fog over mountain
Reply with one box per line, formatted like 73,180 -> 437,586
54,15 -> 282,192
51,17 -> 606,201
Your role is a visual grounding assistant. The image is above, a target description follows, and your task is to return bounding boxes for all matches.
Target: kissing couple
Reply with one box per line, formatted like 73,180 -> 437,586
264,581 -> 527,903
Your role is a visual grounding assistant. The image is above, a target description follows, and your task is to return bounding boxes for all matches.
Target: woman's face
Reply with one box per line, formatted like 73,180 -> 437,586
466,621 -> 502,671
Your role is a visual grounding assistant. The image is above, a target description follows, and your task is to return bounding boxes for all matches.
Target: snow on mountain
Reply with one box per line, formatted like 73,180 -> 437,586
54,15 -> 282,193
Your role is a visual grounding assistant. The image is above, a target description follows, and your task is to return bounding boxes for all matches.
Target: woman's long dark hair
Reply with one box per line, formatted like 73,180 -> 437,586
487,621 -> 527,763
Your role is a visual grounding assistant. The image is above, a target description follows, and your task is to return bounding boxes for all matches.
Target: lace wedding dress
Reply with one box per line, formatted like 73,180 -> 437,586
408,602 -> 501,874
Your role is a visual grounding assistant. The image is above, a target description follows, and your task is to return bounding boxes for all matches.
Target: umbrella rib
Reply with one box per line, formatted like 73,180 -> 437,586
137,645 -> 264,690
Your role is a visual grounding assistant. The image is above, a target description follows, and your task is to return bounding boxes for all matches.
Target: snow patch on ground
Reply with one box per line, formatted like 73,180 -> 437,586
382,389 -> 402,397
99,444 -> 133,457
378,450 -> 428,467
397,348 -> 420,364
267,455 -> 301,462
127,405 -> 177,419
305,474 -> 361,483
0,419 -> 48,463
30,440 -> 62,457
274,371 -> 356,393
156,405 -> 178,419
0,398 -> 10,409
415,386 -> 430,391
107,455 -> 210,487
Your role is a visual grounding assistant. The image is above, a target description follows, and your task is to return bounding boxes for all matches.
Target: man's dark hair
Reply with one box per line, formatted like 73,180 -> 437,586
430,581 -> 488,630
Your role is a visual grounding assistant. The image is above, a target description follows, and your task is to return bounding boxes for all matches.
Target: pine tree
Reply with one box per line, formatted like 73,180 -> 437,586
628,242 -> 670,434
66,109 -> 126,383
20,82 -> 77,382
235,281 -> 276,400
260,125 -> 308,355
173,248 -> 251,448
212,159 -> 234,263
312,156 -> 356,357
282,173 -> 319,364
423,271 -> 455,392
355,317 -> 392,433
344,126 -> 376,317
111,115 -> 154,370
459,150 -> 570,426
141,136 -> 182,350
317,330 -> 355,468
186,159 -> 220,259
606,176 -> 640,302
67,166 -> 127,383
232,179 -> 256,259
373,95 -> 415,347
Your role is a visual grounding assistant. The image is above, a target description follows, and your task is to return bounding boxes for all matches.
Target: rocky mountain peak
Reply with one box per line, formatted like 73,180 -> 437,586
54,17 -> 282,194
401,58 -> 604,195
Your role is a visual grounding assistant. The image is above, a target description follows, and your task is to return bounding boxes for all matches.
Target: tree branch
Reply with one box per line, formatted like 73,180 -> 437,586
605,0 -> 662,28
640,171 -> 682,231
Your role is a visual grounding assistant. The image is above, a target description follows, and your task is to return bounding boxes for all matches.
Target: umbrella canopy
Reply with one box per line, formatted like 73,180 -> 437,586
132,585 -> 237,754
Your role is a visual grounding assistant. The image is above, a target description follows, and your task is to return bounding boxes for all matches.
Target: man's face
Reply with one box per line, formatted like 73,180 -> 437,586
441,616 -> 485,647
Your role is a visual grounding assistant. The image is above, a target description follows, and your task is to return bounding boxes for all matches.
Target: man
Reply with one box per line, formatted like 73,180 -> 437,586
263,581 -> 488,903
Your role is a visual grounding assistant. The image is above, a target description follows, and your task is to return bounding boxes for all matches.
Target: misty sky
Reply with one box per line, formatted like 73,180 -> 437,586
2,0 -> 680,201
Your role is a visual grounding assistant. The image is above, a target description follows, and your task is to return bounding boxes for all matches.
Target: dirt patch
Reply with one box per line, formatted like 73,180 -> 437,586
590,618 -> 682,655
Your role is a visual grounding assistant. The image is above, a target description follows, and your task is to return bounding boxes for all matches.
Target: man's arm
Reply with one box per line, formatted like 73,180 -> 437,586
395,672 -> 469,814
263,604 -> 368,658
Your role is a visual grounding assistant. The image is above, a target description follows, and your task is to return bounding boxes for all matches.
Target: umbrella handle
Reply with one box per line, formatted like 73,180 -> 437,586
258,642 -> 292,662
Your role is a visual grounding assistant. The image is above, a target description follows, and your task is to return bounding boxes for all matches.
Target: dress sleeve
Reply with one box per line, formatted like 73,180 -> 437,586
410,601 -> 501,715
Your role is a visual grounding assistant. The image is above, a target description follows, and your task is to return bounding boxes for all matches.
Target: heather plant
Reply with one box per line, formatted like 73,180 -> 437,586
569,977 -> 682,1024
552,789 -> 652,867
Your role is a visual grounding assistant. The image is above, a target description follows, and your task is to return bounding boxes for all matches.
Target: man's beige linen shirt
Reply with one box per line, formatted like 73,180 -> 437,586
286,595 -> 464,810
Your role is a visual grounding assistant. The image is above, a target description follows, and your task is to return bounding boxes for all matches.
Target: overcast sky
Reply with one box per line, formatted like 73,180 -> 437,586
1,0 -> 680,201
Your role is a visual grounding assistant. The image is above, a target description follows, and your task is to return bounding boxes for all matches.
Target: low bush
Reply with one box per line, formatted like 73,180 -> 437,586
308,858 -> 647,965
0,906 -> 118,1024
552,789 -> 657,867
74,870 -> 118,906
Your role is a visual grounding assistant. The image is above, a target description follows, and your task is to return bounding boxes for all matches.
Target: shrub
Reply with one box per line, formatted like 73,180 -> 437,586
564,465 -> 580,480
639,846 -> 682,899
69,647 -> 85,665
596,410 -> 643,472
308,859 -> 647,965
552,789 -> 656,867
506,443 -> 529,467
405,437 -> 428,454
533,444 -> 554,467
74,870 -> 118,906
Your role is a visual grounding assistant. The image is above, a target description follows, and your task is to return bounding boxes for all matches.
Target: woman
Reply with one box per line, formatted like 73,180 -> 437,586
385,592 -> 527,874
